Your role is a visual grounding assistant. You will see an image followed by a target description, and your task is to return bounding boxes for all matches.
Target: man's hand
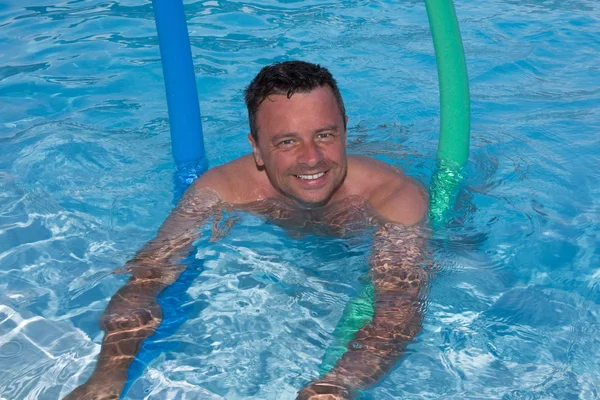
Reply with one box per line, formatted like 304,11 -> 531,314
296,381 -> 352,400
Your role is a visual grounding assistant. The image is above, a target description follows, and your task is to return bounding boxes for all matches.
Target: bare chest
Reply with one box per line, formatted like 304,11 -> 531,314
237,196 -> 381,237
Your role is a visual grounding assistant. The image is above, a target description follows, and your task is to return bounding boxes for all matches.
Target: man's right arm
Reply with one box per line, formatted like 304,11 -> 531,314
65,185 -> 223,400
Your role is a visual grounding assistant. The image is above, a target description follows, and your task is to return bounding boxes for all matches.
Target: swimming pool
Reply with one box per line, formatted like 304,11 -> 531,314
1,0 -> 599,398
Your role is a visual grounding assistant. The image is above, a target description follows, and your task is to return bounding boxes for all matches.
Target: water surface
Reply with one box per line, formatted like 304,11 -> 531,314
1,0 -> 599,398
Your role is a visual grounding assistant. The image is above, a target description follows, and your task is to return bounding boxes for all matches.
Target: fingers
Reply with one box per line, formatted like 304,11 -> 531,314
296,382 -> 351,400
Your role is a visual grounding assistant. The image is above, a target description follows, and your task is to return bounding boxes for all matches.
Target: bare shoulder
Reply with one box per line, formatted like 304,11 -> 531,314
347,155 -> 428,225
187,154 -> 266,204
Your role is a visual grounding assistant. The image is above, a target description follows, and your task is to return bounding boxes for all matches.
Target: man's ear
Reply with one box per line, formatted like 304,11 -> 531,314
248,133 -> 264,167
344,115 -> 349,146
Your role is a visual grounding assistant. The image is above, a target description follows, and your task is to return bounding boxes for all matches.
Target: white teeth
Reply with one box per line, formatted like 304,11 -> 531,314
296,172 -> 326,180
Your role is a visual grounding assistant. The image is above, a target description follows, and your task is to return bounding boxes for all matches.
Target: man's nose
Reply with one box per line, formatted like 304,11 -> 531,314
297,141 -> 323,167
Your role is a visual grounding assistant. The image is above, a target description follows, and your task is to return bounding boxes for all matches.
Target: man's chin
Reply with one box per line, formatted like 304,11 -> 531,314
279,177 -> 344,209
285,192 -> 332,209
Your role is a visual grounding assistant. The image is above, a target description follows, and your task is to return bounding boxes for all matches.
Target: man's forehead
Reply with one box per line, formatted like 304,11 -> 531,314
252,86 -> 345,141
262,87 -> 323,103
257,86 -> 338,113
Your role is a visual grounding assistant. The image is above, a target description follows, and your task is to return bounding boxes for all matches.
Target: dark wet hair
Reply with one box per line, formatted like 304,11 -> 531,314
244,60 -> 346,142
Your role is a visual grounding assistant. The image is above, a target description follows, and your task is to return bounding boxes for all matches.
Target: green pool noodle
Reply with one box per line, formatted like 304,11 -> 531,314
320,0 -> 471,374
318,281 -> 375,375
426,0 -> 471,224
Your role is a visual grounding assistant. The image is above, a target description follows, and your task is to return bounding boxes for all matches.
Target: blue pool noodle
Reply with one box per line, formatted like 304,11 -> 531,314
152,0 -> 207,191
120,1 -> 207,397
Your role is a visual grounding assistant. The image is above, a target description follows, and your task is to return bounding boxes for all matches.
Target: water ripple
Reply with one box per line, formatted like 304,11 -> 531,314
1,0 -> 600,398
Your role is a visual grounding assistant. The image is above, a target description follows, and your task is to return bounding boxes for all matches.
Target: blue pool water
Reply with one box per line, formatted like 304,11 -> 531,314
1,0 -> 600,398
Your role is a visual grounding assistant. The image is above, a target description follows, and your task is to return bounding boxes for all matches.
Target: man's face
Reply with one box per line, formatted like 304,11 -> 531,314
249,85 -> 348,208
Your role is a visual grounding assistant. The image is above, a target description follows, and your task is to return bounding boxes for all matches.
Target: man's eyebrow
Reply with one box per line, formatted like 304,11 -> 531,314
270,125 -> 340,141
271,132 -> 298,141
315,124 -> 340,133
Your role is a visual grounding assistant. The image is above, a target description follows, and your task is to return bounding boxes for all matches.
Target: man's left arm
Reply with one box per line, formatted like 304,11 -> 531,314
298,178 -> 430,399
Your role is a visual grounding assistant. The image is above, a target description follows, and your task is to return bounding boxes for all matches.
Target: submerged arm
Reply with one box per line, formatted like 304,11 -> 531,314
298,222 -> 430,399
65,186 -> 223,400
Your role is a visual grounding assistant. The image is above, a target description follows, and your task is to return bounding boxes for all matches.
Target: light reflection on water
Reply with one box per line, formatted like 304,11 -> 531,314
1,0 -> 599,398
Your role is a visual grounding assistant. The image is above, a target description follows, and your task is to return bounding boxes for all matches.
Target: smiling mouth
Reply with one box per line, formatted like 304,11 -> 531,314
294,171 -> 327,180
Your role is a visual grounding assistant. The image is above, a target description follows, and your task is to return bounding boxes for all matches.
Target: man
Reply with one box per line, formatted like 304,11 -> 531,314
66,60 -> 429,400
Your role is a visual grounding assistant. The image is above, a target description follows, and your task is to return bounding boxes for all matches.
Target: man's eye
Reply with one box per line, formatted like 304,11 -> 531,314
317,133 -> 333,139
279,139 -> 294,146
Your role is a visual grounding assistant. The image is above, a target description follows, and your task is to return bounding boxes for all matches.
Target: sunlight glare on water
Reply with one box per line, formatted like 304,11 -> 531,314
0,0 -> 599,398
